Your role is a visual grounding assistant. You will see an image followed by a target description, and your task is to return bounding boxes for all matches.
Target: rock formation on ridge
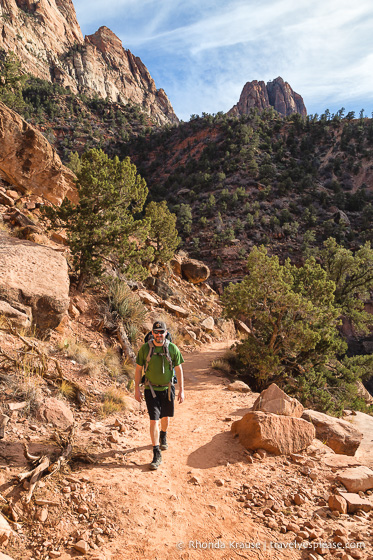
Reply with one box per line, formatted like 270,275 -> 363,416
229,76 -> 307,117
0,0 -> 178,125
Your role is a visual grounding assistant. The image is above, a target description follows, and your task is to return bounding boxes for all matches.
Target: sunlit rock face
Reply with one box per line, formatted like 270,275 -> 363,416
229,76 -> 307,117
0,1 -> 178,124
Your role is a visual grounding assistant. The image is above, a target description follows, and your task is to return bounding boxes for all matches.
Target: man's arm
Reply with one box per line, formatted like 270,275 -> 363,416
134,363 -> 143,402
174,364 -> 184,404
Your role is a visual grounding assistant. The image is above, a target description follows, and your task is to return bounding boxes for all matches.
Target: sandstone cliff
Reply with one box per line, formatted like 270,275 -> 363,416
229,76 -> 307,117
0,0 -> 178,125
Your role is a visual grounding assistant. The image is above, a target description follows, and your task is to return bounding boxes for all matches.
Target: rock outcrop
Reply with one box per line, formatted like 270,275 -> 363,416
301,410 -> 363,456
0,101 -> 77,205
229,76 -> 307,118
0,1 -> 178,125
0,233 -> 70,330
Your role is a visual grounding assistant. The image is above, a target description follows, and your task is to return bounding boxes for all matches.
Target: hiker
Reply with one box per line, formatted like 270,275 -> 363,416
134,320 -> 185,470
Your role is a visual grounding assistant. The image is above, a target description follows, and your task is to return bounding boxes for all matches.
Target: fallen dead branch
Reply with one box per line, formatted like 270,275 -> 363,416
17,426 -> 75,503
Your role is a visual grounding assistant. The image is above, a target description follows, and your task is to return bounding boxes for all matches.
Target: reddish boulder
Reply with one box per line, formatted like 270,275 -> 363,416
337,466 -> 373,493
252,383 -> 303,418
181,259 -> 210,284
36,397 -> 74,429
302,410 -> 362,456
231,411 -> 315,455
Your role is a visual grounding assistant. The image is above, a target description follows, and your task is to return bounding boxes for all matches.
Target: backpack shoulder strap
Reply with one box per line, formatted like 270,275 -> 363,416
163,339 -> 174,370
145,341 -> 154,372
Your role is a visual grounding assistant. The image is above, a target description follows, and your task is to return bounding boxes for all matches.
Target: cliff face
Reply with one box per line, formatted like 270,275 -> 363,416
0,0 -> 178,124
229,76 -> 307,118
0,100 -> 77,205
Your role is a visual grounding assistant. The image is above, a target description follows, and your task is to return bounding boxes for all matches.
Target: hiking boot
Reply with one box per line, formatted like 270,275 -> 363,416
150,447 -> 162,470
160,430 -> 168,450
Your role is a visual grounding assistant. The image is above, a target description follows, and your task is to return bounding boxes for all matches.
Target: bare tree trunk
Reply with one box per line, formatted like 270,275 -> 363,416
77,270 -> 87,293
117,323 -> 136,365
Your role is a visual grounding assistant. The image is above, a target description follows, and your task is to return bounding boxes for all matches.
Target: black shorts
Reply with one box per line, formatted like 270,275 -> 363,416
144,385 -> 175,420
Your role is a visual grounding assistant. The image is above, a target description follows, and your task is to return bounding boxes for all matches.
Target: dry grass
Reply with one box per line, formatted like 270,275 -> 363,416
80,362 -> 101,377
103,348 -> 122,379
58,379 -> 75,399
211,358 -> 231,375
0,221 -> 11,234
100,387 -> 128,416
9,376 -> 43,415
58,338 -> 96,365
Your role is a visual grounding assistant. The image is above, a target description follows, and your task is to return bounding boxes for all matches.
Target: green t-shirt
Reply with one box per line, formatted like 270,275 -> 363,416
136,342 -> 184,390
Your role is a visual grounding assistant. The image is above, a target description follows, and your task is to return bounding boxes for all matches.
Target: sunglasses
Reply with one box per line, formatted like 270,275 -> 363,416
153,330 -> 166,335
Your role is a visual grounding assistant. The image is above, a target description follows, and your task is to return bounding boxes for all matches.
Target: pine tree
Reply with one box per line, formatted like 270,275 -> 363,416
44,149 -> 153,291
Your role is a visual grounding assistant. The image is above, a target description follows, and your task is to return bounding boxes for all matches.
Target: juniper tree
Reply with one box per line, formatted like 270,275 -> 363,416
321,238 -> 373,334
45,149 -> 153,291
145,200 -> 180,264
221,246 -> 366,413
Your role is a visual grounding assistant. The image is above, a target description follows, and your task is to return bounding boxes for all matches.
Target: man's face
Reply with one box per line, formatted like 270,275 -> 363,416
153,329 -> 167,345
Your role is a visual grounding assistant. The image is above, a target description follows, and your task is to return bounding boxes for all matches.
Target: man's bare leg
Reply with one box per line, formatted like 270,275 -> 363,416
160,417 -> 169,432
149,419 -> 160,446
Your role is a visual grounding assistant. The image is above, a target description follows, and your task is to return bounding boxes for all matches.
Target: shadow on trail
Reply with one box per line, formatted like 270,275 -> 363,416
186,430 -> 245,469
230,406 -> 253,417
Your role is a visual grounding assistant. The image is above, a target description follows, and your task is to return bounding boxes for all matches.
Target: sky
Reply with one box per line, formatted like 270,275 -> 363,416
72,0 -> 373,122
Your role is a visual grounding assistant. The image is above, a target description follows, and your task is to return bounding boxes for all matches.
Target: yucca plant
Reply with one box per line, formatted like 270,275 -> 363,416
108,278 -> 147,329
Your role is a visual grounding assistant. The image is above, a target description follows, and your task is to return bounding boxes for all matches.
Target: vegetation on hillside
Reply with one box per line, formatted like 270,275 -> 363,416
0,49 -> 153,161
124,109 -> 373,274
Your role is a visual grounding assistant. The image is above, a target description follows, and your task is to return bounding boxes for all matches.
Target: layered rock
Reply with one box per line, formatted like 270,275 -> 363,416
301,410 -> 363,456
229,76 -> 307,118
0,233 -> 70,330
0,1 -> 178,124
0,101 -> 77,205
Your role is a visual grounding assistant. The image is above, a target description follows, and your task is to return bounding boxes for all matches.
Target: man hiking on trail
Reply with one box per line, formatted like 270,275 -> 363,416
134,320 -> 185,470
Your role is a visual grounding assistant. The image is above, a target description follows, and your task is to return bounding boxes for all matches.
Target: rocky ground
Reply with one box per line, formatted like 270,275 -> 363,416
0,338 -> 372,560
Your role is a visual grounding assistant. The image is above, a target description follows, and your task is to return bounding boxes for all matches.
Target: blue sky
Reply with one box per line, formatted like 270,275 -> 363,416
72,0 -> 373,122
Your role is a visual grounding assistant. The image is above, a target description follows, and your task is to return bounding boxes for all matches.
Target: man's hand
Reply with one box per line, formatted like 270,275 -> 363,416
135,386 -> 143,403
178,390 -> 185,404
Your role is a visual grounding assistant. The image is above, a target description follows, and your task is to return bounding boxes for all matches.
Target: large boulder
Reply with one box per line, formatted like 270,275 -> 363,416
36,398 -> 74,429
231,411 -> 315,455
0,234 -> 70,330
252,383 -> 304,418
301,410 -> 362,456
0,101 -> 77,205
181,259 -> 210,284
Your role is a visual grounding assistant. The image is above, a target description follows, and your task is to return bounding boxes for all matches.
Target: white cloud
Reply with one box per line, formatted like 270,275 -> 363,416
73,0 -> 373,120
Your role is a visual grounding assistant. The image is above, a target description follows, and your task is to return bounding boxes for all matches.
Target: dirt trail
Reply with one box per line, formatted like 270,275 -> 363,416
76,342 -> 302,560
